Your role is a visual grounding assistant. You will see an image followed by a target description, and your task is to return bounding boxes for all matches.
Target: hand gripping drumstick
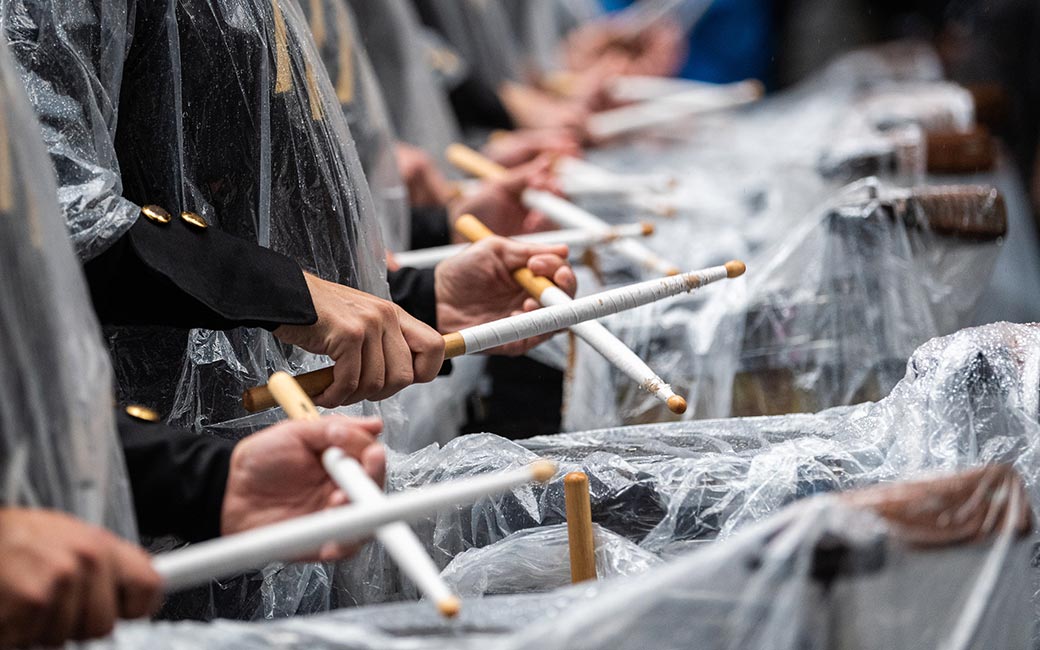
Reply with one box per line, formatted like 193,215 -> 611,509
393,222 -> 655,269
265,372 -> 461,618
455,214 -> 687,414
445,144 -> 681,276
154,459 -> 557,592
241,260 -> 745,412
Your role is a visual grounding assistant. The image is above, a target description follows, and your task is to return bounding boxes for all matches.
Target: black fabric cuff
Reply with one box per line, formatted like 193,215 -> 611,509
85,216 -> 317,331
409,205 -> 451,250
117,411 -> 234,543
388,267 -> 452,376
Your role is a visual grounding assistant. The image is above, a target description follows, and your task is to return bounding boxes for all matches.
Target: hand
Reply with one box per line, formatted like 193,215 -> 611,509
273,274 -> 445,407
482,128 -> 582,168
448,156 -> 559,241
499,82 -> 590,136
434,237 -> 576,355
0,508 -> 161,648
395,143 -> 455,207
221,416 -> 386,561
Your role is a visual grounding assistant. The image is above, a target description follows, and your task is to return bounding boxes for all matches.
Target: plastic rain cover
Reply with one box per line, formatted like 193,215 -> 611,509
345,0 -> 462,165
0,33 -> 137,541
3,0 -> 398,620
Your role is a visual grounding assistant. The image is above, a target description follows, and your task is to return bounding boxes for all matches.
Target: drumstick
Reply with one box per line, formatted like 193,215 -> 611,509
155,460 -> 558,592
564,472 -> 597,583
455,214 -> 686,414
587,81 -> 763,140
265,372 -> 461,618
241,259 -> 745,412
445,144 -> 681,276
393,222 -> 654,269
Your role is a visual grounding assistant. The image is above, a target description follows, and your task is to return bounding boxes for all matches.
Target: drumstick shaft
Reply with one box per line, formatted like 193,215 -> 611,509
454,215 -> 686,413
155,461 -> 557,592
265,373 -> 461,617
445,144 -> 679,276
242,261 -> 743,412
393,223 -> 653,269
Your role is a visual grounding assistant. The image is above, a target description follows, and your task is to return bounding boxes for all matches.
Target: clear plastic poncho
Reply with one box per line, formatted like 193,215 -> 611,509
5,0 -> 398,621
303,0 -> 411,251
416,0 -> 523,88
0,34 -> 136,540
345,0 -> 462,165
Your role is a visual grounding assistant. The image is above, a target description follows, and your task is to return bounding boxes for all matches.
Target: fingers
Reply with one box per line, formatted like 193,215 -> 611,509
314,345 -> 362,408
76,538 -> 117,640
399,311 -> 445,382
373,323 -> 414,402
361,444 -> 387,489
355,333 -> 386,403
113,541 -> 163,620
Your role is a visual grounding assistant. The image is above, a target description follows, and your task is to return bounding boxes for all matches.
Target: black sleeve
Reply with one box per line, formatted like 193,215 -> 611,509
409,205 -> 451,250
85,215 -> 317,331
388,266 -> 452,375
117,411 -> 235,543
388,266 -> 439,329
449,75 -> 516,132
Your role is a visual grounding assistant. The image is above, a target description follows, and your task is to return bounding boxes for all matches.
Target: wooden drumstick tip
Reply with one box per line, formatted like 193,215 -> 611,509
724,260 -> 746,278
667,395 -> 687,414
530,459 -> 558,483
437,595 -> 462,618
640,221 -> 655,236
665,266 -> 681,277
563,471 -> 587,486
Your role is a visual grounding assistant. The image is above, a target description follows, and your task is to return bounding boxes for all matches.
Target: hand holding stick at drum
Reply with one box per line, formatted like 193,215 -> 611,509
445,144 -> 681,276
455,214 -> 687,414
153,454 -> 557,593
265,372 -> 462,618
243,258 -> 744,412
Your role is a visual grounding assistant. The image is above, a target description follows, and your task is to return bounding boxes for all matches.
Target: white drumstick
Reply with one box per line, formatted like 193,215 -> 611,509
393,222 -> 654,269
265,372 -> 461,618
154,460 -> 557,592
445,144 -> 681,276
455,215 -> 687,414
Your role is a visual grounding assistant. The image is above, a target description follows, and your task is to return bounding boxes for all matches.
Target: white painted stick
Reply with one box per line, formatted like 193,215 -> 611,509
455,215 -> 686,414
587,81 -> 763,140
454,261 -> 745,355
154,461 -> 558,592
611,77 -> 764,104
393,222 -> 654,269
445,144 -> 681,276
265,372 -> 461,618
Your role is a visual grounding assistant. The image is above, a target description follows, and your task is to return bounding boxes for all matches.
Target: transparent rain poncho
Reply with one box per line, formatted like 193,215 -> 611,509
345,0 -> 462,165
5,0 -> 399,621
416,0 -> 523,89
0,34 -> 136,540
303,0 -> 411,251
500,0 -> 601,79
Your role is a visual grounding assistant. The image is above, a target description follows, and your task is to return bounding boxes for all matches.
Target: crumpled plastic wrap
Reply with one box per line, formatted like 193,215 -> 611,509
0,36 -> 136,540
6,0 -> 400,621
346,0 -> 462,165
562,176 -> 1005,430
303,0 -> 410,251
439,523 -> 661,597
90,463 -> 1035,649
415,0 -> 523,89
367,323 -> 1040,568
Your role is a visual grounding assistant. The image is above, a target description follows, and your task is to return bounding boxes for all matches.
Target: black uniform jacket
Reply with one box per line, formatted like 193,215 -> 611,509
90,214 -> 439,543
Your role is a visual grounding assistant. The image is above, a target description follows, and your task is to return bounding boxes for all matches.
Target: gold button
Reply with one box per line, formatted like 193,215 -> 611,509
125,405 -> 160,423
141,205 -> 171,225
180,211 -> 209,229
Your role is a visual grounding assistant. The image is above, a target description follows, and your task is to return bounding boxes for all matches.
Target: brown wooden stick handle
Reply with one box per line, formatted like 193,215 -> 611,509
242,333 -> 469,413
564,472 -> 597,584
445,143 -> 509,181
266,372 -> 322,421
454,214 -> 556,300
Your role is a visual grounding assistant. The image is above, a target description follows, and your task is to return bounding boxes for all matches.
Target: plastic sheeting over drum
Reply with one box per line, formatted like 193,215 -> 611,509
0,35 -> 136,540
91,467 -> 1034,649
